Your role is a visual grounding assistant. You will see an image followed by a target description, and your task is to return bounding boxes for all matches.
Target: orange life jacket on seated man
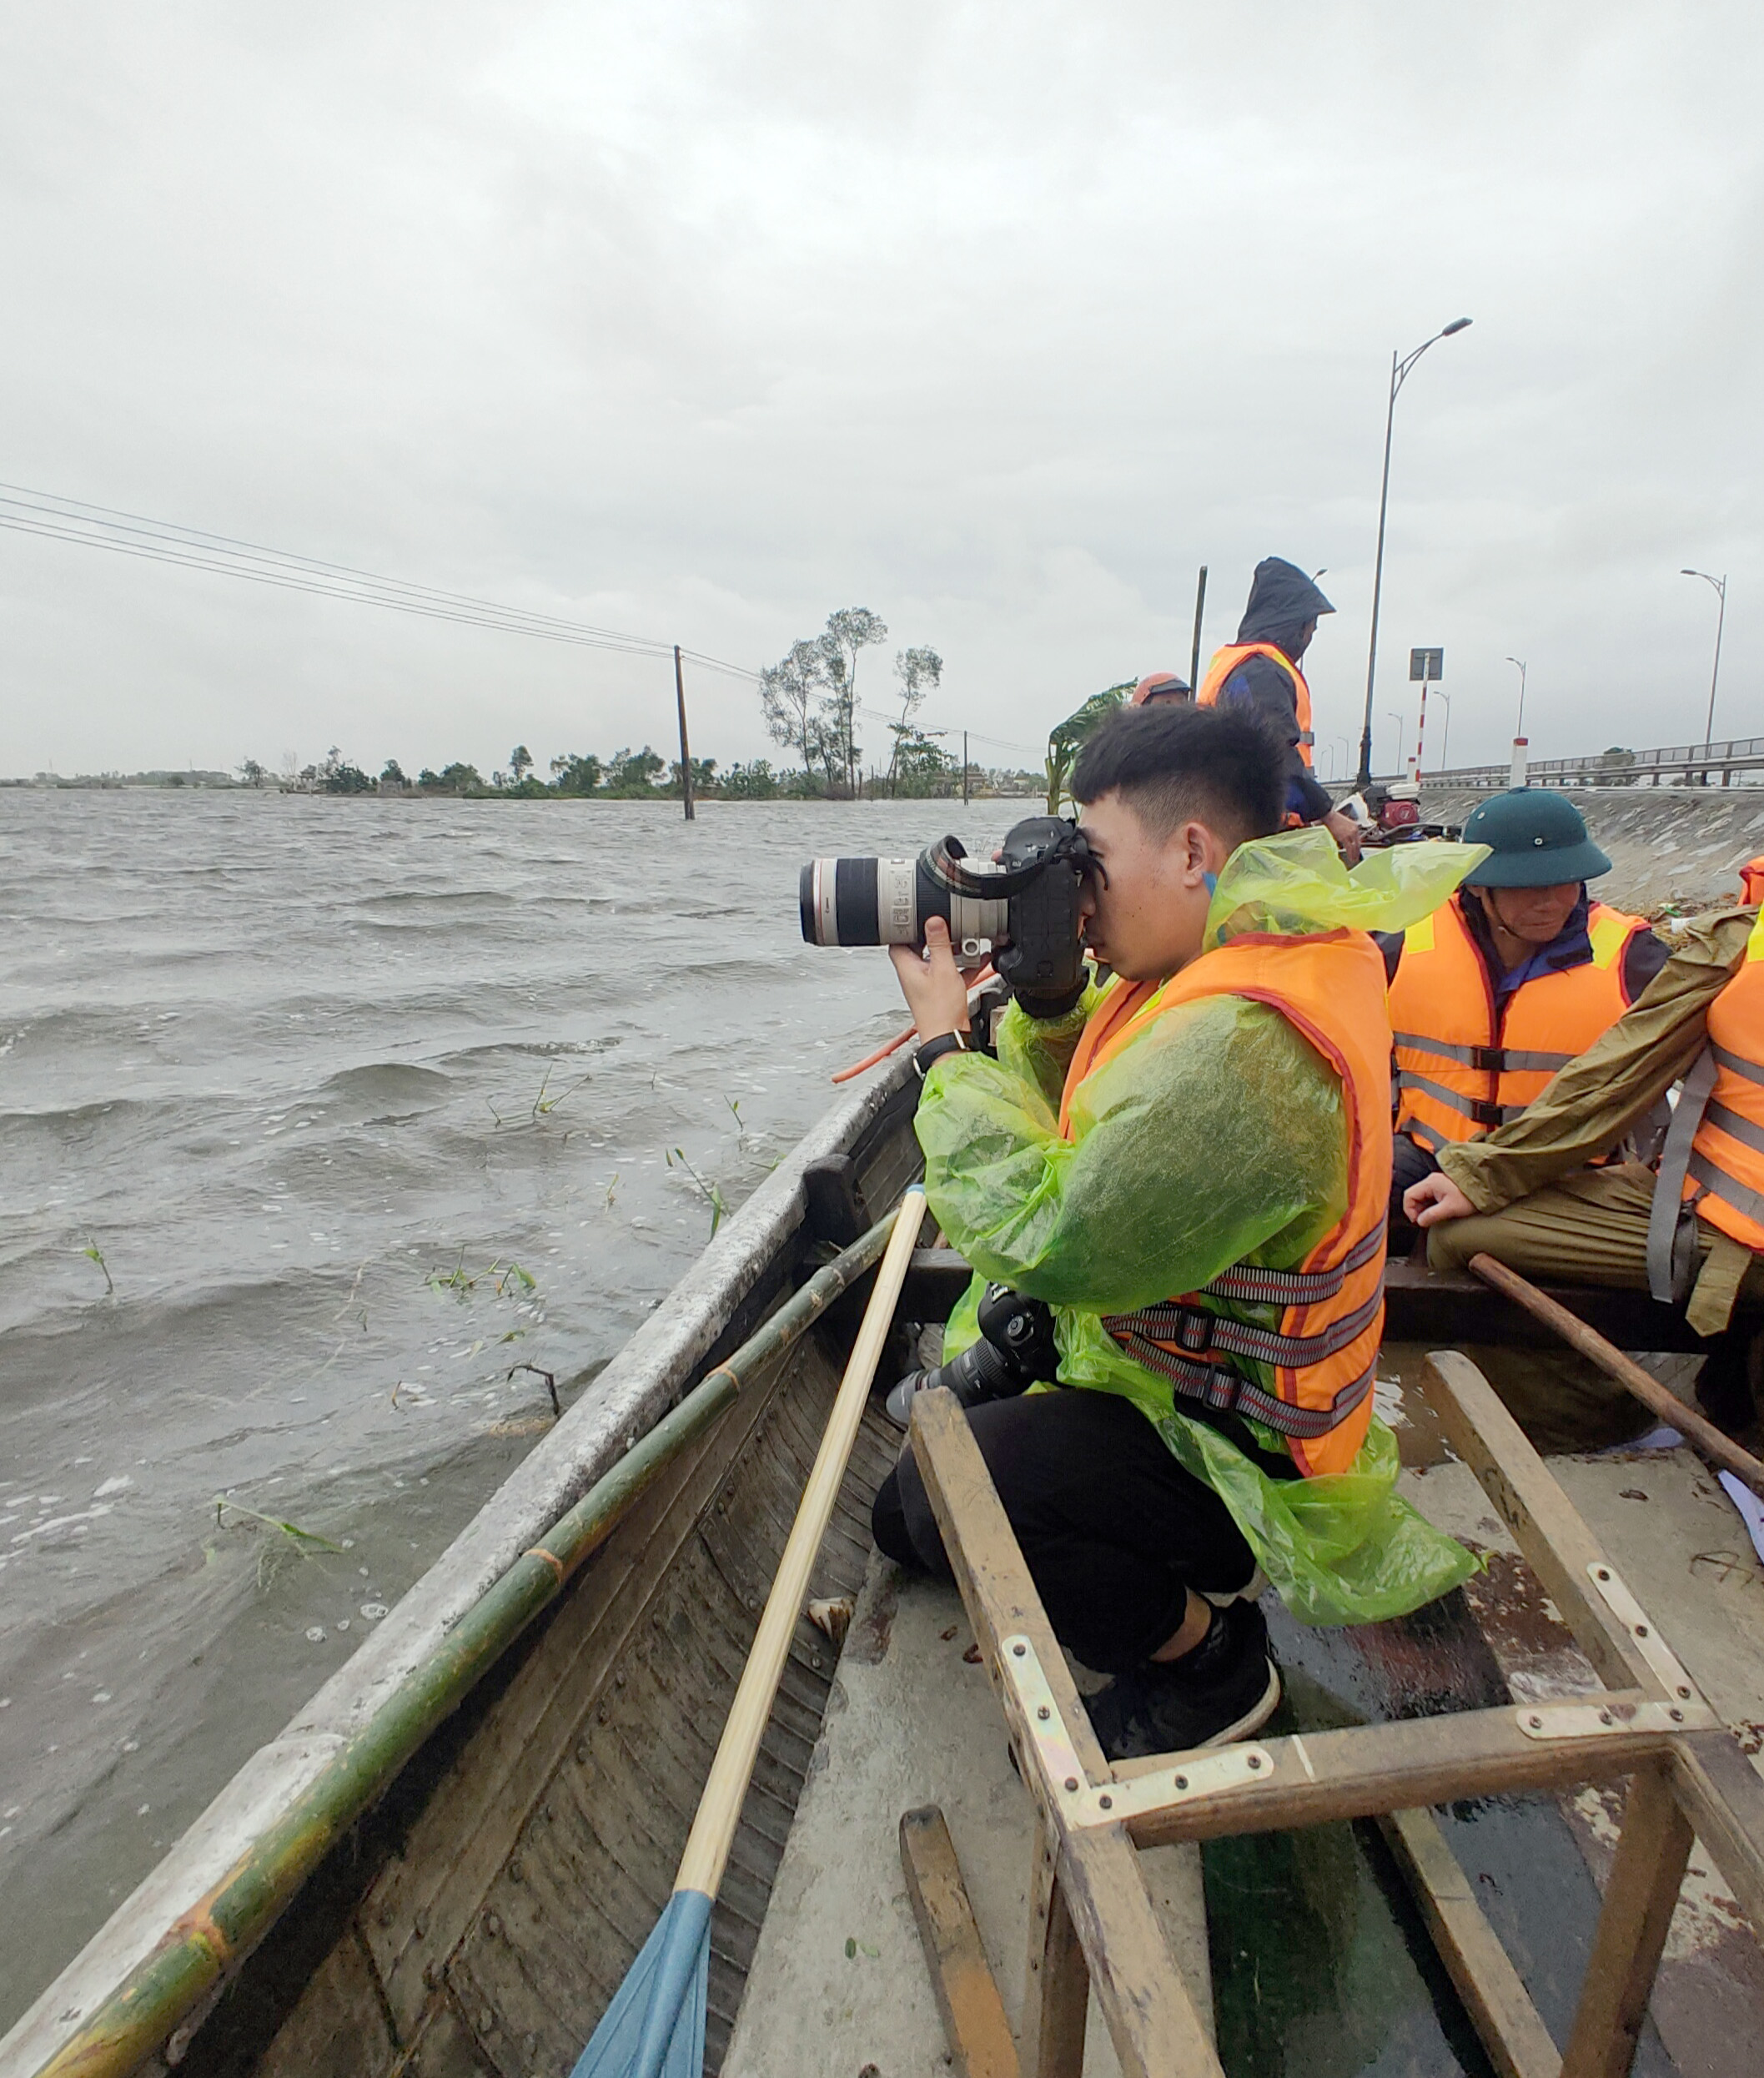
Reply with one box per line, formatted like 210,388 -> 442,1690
1389,893 -> 1647,1150
1197,645 -> 1315,767
1055,928 -> 1392,1478
1683,912 -> 1764,1253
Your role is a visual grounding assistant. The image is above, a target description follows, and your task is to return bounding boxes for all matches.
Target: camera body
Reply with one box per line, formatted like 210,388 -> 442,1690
884,1282 -> 1060,1428
799,813 -> 1092,1014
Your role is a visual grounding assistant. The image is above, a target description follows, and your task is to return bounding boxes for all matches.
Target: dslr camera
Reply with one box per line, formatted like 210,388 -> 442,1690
884,1281 -> 1060,1428
798,813 -> 1095,1015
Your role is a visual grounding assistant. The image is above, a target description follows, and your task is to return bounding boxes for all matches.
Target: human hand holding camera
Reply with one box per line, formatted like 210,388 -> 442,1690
888,917 -> 972,1042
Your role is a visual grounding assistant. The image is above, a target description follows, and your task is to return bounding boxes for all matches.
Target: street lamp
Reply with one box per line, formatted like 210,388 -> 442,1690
1505,657 -> 1528,737
1387,711 -> 1407,777
1356,317 -> 1473,787
1433,688 -> 1454,770
1506,657 -> 1529,787
1681,570 -> 1727,748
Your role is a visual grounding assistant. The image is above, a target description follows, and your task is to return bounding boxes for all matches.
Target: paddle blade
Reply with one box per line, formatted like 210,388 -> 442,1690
570,1889 -> 711,2078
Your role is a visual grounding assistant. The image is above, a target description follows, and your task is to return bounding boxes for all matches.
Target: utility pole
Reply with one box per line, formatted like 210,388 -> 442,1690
1189,566 -> 1209,693
673,645 -> 695,822
962,731 -> 970,808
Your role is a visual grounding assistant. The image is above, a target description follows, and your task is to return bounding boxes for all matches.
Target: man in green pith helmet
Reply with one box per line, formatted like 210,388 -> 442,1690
1380,789 -> 1667,1248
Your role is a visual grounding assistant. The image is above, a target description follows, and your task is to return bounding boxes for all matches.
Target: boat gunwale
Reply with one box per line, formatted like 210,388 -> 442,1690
1,1051 -> 918,2078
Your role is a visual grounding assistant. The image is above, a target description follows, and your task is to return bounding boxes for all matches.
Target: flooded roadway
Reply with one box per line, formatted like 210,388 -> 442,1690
0,787 -> 1015,2030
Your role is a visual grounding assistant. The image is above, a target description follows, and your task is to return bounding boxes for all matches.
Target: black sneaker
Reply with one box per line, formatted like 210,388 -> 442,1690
1084,1599 -> 1280,1762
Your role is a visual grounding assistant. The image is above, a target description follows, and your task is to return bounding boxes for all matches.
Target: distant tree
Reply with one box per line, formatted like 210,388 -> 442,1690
239,757 -> 268,788
892,730 -> 955,796
668,755 -> 719,797
435,762 -> 484,794
379,759 -> 407,787
817,607 -> 887,798
604,745 -> 666,796
417,767 -> 442,790
759,638 -> 832,778
319,746 -> 374,795
718,758 -> 781,799
550,752 -> 603,795
887,646 -> 942,794
510,744 -> 533,783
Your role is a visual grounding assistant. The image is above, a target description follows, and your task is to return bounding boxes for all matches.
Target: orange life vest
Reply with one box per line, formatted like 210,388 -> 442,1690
1739,856 -> 1764,904
1390,894 -> 1646,1150
1197,644 -> 1315,767
1681,913 -> 1764,1252
1057,930 -> 1391,1478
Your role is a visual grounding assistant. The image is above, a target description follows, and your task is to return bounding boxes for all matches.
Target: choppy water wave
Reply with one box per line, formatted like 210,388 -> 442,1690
0,787 -> 1021,2027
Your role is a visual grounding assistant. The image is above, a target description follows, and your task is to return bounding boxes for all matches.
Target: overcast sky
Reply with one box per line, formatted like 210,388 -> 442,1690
1,3 -> 1758,782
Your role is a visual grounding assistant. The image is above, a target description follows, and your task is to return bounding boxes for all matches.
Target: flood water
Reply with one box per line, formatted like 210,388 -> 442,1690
0,787 -> 1022,2031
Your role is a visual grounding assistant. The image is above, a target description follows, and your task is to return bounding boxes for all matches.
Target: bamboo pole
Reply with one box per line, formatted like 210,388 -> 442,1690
676,1189 -> 924,1896
32,1205 -> 906,2078
1468,1252 -> 1764,1498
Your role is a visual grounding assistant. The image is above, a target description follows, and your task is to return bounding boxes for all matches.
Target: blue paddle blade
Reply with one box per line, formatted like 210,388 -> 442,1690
571,1889 -> 711,2078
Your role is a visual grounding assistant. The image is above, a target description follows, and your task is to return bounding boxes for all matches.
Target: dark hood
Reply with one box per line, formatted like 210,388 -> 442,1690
1237,557 -> 1335,643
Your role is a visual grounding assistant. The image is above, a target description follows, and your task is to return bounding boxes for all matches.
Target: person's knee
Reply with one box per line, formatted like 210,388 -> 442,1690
870,1447 -> 952,1580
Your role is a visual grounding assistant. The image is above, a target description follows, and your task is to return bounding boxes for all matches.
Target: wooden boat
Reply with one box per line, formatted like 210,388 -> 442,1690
4,1049 -> 1762,2078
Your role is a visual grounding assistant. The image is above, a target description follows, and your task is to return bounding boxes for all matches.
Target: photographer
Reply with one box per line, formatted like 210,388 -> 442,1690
872,704 -> 1480,1759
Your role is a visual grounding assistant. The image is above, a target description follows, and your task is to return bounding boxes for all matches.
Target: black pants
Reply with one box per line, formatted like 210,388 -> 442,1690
872,1390 -> 1254,1673
1389,1131 -> 1440,1255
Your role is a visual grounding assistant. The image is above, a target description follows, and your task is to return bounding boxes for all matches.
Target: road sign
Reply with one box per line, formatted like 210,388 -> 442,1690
1410,647 -> 1444,682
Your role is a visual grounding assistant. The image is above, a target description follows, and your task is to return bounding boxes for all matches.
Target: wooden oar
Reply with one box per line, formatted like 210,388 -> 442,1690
571,1186 -> 927,2078
1468,1250 -> 1764,1499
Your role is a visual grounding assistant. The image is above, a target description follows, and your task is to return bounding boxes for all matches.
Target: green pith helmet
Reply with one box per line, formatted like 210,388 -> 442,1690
1460,789 -> 1612,888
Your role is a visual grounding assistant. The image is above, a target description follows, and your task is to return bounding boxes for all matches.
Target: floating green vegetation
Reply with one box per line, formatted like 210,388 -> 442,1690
666,1146 -> 727,1237
425,1253 -> 537,1301
213,1494 -> 346,1590
81,1235 -> 114,1298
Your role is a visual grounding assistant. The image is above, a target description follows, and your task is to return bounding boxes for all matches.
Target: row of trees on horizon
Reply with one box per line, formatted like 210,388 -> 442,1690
230,605 -> 1038,800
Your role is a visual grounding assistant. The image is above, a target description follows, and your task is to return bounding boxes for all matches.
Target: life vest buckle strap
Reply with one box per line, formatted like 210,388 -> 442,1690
1468,1044 -> 1508,1073
1468,1098 -> 1505,1129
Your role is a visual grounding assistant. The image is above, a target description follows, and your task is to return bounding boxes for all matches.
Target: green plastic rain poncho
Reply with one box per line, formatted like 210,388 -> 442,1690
915,827 -> 1490,1626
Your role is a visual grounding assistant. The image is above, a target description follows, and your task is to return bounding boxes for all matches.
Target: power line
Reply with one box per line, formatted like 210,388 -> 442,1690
0,481 -> 759,682
0,479 -> 1051,752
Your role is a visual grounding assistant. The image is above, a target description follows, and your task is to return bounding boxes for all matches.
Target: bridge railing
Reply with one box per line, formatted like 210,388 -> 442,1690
1371,736 -> 1764,792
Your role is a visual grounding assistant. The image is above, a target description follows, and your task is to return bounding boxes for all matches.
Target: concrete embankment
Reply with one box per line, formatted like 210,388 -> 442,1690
1418,784 -> 1764,915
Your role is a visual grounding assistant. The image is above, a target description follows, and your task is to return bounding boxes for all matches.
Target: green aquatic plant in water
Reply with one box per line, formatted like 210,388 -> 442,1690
666,1146 -> 727,1236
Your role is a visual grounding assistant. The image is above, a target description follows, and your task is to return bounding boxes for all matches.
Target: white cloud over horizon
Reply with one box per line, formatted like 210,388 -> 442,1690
1,2 -> 1759,782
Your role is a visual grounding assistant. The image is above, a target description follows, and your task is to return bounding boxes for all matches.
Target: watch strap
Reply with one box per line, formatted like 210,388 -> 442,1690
913,1030 -> 972,1078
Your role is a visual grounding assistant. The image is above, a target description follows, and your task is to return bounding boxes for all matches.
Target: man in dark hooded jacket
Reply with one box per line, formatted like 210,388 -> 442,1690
1199,558 -> 1356,850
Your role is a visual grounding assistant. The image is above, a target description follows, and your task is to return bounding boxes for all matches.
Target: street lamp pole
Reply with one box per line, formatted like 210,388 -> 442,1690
1505,657 -> 1528,787
1433,688 -> 1454,771
1356,318 -> 1473,789
1387,711 -> 1406,778
1681,569 -> 1727,748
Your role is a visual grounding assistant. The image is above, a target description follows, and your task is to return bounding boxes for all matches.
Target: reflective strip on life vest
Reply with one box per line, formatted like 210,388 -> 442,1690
1200,1220 -> 1387,1306
1103,1334 -> 1379,1442
1714,1043 -> 1764,1089
1689,1150 -> 1764,1228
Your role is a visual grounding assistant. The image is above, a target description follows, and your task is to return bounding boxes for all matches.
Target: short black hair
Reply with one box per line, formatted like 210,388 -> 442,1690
1071,702 -> 1284,845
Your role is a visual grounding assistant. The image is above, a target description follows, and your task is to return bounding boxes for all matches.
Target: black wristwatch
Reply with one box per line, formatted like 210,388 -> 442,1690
913,1029 -> 972,1078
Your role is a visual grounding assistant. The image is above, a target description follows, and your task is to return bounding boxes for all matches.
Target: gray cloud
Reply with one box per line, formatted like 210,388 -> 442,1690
2,1 -> 1758,779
